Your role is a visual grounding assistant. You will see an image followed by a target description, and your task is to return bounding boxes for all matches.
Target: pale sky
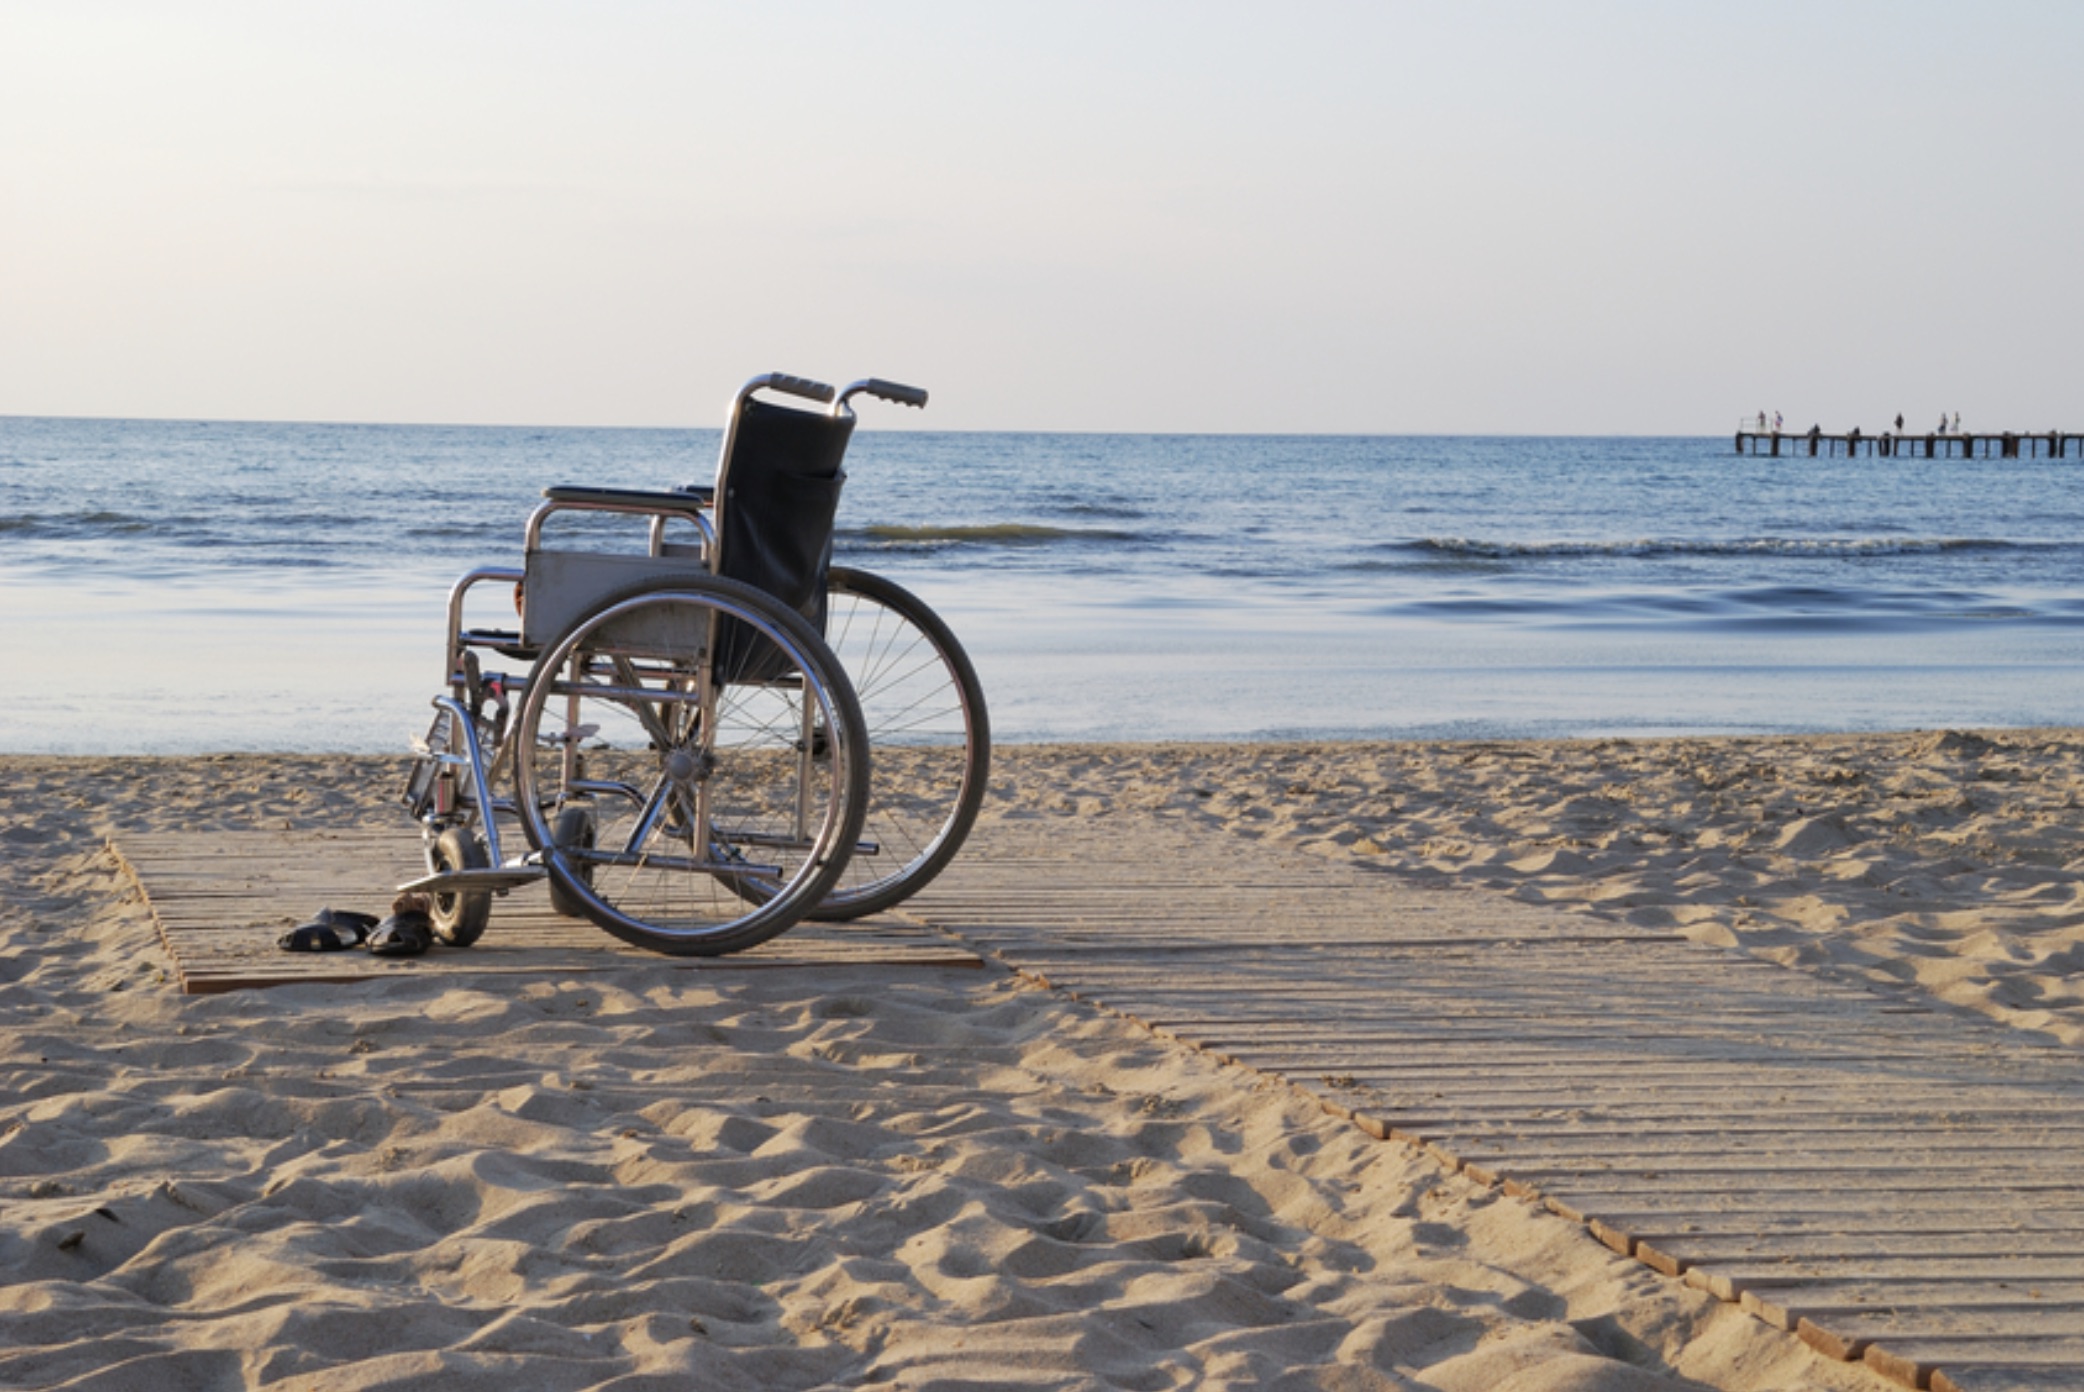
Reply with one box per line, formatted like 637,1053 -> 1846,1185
3,1 -> 2079,434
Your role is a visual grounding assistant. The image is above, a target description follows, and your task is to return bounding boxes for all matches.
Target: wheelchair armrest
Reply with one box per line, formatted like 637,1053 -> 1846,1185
526,486 -> 717,557
541,485 -> 713,513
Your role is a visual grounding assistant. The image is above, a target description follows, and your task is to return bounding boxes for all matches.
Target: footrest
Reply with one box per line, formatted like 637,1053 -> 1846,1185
397,866 -> 547,895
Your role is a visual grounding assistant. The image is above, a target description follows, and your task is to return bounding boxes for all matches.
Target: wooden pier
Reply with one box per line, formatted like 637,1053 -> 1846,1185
1736,428 -> 2077,460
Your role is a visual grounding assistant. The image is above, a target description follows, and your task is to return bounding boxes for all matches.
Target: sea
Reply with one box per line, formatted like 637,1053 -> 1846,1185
5,416 -> 2084,754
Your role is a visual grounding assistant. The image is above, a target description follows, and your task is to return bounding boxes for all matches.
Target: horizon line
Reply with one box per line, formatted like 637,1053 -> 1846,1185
0,410 -> 1835,441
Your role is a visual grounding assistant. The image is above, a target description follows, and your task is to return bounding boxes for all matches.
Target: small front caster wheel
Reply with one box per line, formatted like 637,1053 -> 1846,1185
429,827 -> 492,947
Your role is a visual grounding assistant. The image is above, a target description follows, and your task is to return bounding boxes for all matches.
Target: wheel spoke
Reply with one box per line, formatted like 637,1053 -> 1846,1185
810,569 -> 987,920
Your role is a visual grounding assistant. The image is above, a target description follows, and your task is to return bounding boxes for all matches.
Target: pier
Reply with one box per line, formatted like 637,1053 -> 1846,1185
1736,427 -> 2077,460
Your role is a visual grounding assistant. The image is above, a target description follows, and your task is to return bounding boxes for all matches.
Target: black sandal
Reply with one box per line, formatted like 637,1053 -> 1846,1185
277,908 -> 380,953
367,895 -> 435,958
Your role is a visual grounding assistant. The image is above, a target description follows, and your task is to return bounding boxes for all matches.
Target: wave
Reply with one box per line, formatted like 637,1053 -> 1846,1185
0,510 -> 155,537
1404,535 -> 2026,560
1375,583 -> 2084,633
847,522 -> 1140,548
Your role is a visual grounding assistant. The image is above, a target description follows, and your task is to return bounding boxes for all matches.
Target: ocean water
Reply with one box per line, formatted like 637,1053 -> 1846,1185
5,416 -> 2083,753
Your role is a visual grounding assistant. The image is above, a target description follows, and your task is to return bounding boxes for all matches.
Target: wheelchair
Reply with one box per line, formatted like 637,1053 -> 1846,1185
399,372 -> 990,957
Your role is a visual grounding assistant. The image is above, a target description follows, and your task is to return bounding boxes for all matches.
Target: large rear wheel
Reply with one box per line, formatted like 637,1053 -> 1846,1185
513,576 -> 868,955
810,567 -> 989,919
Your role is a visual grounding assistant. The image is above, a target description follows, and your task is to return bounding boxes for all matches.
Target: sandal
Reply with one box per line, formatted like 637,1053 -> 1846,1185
367,895 -> 434,958
277,908 -> 380,953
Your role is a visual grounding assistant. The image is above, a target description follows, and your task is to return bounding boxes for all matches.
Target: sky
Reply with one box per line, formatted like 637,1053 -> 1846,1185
3,1 -> 2080,434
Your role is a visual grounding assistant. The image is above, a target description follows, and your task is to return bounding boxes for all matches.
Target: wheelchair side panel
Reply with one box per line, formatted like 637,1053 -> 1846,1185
522,551 -> 710,649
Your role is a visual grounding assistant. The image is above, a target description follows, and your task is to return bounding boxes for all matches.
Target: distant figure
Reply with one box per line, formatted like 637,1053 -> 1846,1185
1757,410 -> 1767,430
1953,411 -> 1961,432
1937,413 -> 1948,434
1773,410 -> 1783,431
1808,423 -> 1821,440
1895,413 -> 1904,431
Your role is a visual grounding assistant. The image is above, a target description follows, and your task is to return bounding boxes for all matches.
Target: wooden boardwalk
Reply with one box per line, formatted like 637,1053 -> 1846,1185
116,816 -> 2084,1389
111,828 -> 983,994
902,819 -> 2084,1392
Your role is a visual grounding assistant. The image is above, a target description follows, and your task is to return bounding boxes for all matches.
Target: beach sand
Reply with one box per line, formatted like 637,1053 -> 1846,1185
11,730 -> 2077,1390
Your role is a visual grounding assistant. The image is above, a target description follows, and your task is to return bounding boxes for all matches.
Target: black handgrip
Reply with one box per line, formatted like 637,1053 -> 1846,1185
862,378 -> 928,409
767,372 -> 836,404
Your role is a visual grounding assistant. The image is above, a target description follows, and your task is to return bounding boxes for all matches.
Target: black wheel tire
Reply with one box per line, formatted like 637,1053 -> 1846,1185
810,567 -> 990,920
429,826 -> 492,947
511,574 -> 869,957
547,804 -> 596,919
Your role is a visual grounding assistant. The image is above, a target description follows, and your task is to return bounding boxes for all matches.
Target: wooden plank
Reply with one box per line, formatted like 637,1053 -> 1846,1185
1744,1282 -> 2084,1332
1871,1337 -> 2084,1392
1935,1360 -> 2084,1392
1793,1309 -> 2084,1360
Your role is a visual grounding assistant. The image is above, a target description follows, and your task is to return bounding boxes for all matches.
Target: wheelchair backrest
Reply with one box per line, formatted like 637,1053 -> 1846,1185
708,397 -> 854,683
714,397 -> 855,633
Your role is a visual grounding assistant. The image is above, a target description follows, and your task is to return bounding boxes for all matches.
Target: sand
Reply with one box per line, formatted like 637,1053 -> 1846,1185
13,731 -> 2073,1389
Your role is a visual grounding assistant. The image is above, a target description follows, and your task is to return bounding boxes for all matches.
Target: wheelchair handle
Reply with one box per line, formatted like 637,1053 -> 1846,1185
840,378 -> 929,410
745,372 -> 836,405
